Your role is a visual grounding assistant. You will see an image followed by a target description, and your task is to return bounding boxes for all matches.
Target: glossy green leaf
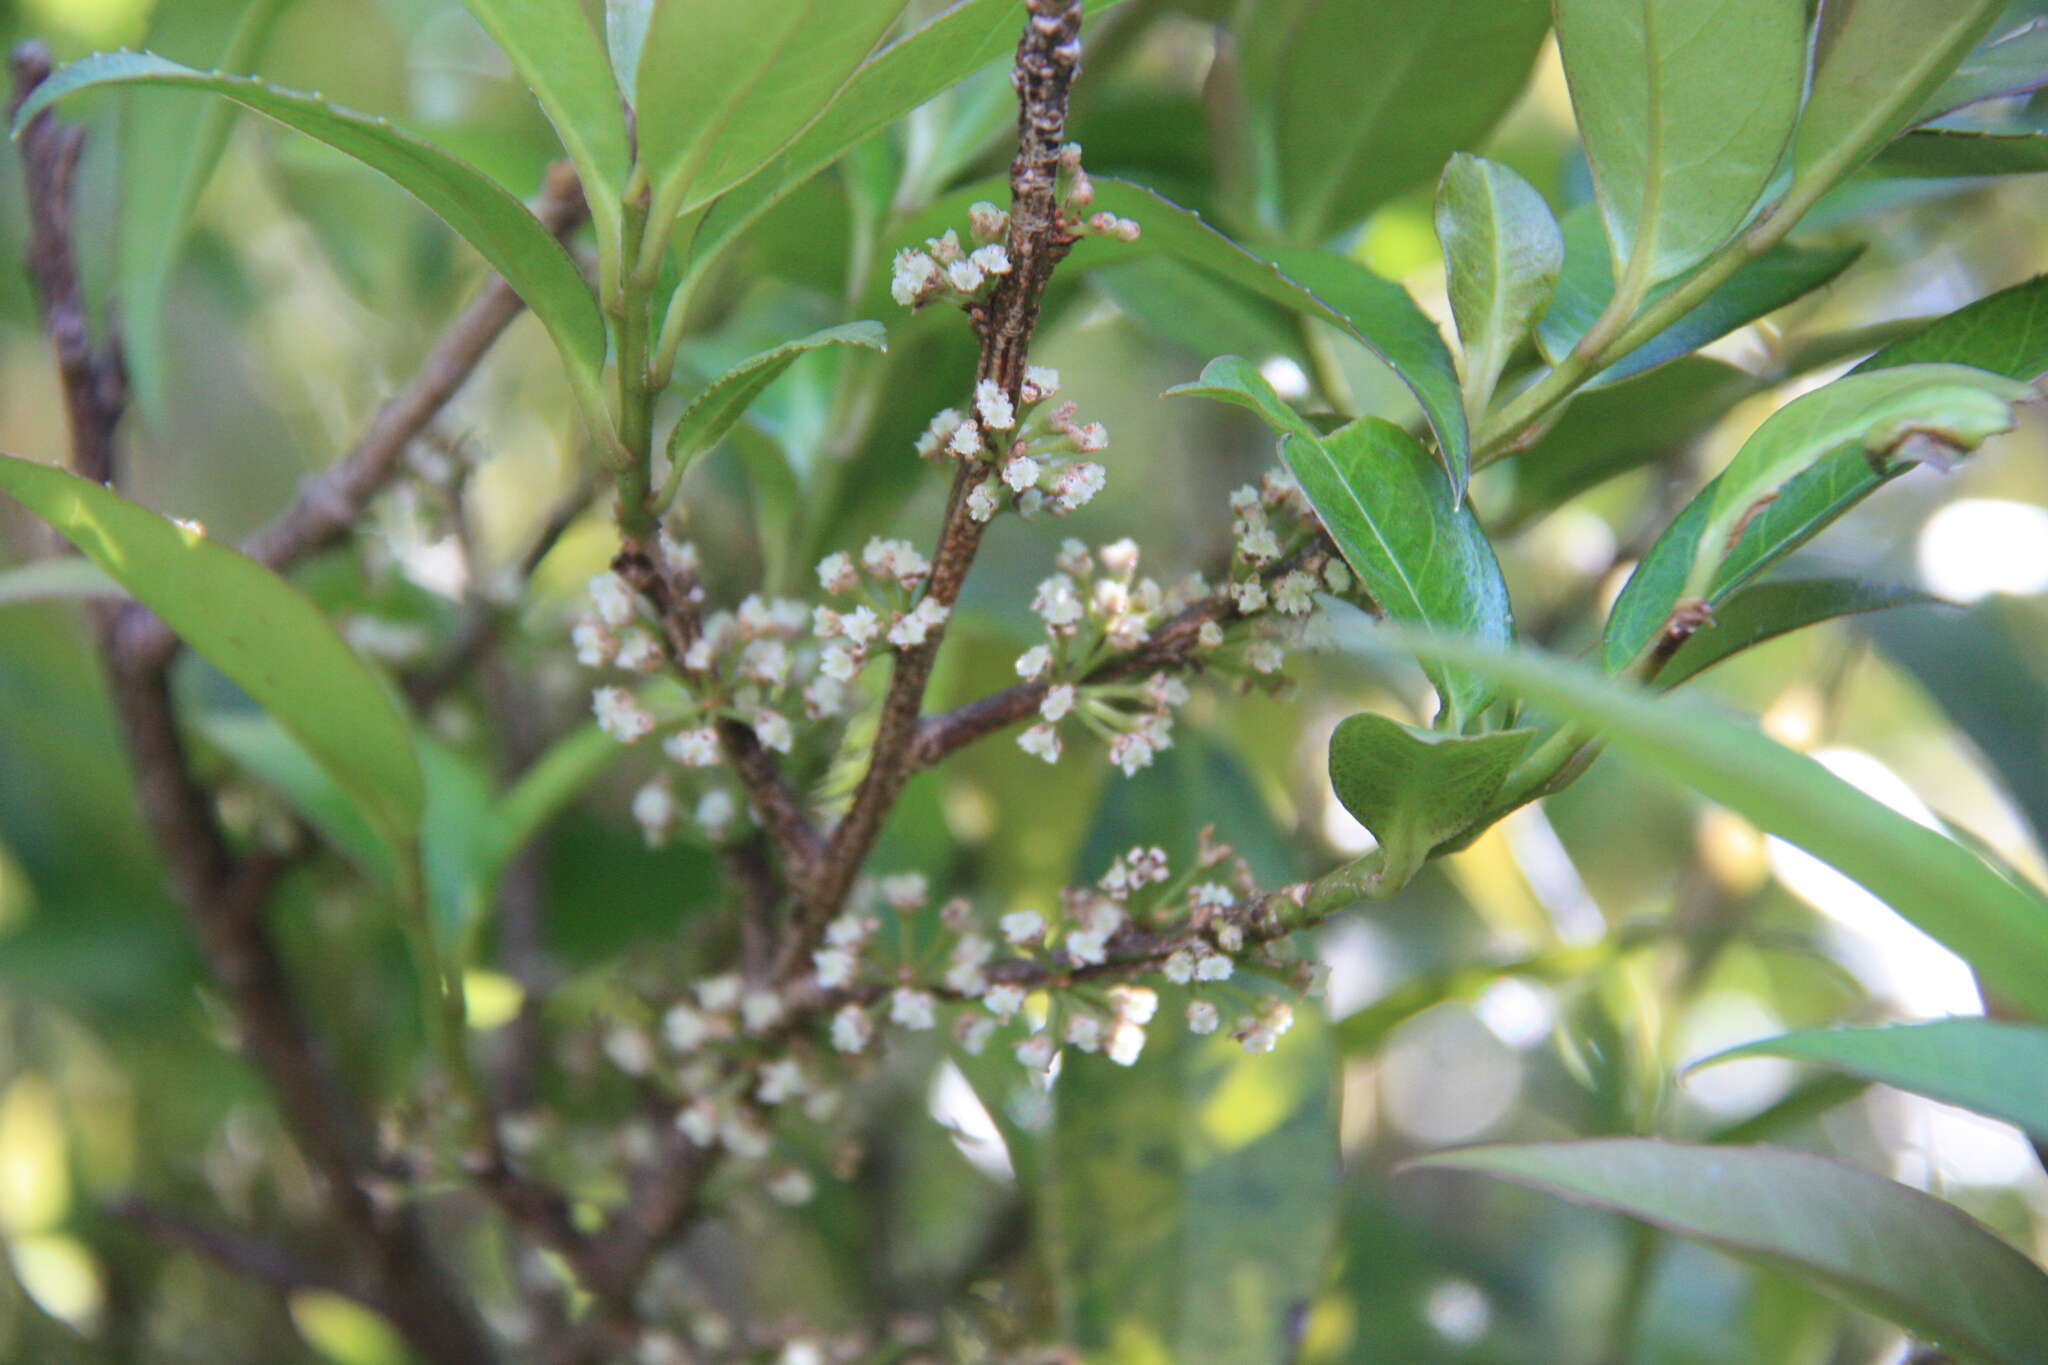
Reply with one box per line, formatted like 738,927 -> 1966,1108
202,712 -> 390,879
1917,21 -> 2048,123
1254,244 -> 1469,496
1875,125 -> 2048,177
664,321 -> 887,483
486,721 -> 635,896
12,52 -> 608,394
1657,578 -> 1940,688
1539,207 -> 1863,386
688,0 -> 1130,281
1239,0 -> 1549,242
635,0 -> 908,235
1413,1140 -> 2048,1365
117,0 -> 289,421
1436,152 -> 1564,419
458,0 -> 628,268
1168,358 -> 1512,723
0,456 -> 422,844
0,557 -> 122,608
1379,634 -> 2048,1019
1327,715 -> 1535,891
1555,0 -> 1805,286
1684,365 -> 2025,596
1794,0 -> 2007,191
1695,1020 -> 2048,1142
1047,996 -> 1338,1365
1603,364 -> 2027,671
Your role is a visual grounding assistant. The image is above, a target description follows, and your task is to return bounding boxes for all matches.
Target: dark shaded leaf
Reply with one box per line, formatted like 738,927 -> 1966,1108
1657,578 -> 1941,687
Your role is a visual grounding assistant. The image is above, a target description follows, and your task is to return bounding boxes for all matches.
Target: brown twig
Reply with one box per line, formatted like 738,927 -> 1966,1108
785,0 -> 1087,971
11,43 -> 499,1365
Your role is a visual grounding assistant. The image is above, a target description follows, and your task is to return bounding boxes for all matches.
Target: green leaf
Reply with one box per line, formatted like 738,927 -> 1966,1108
688,0 -> 1131,283
0,455 -> 422,845
1794,0 -> 2007,192
1252,244 -> 1469,497
1412,1140 -> 2048,1365
663,321 -> 887,485
485,722 -> 635,895
117,0 -> 289,421
0,557 -> 122,609
606,0 -> 654,94
1694,1020 -> 2048,1143
1864,273 -> 2048,376
1539,207 -> 1862,386
1326,714 -> 1535,891
1376,634 -> 2048,1019
1656,578 -> 1940,688
1046,996 -> 1339,1365
13,52 -> 608,399
1238,0 -> 1549,242
1917,21 -> 2048,124
457,0 -> 628,273
1875,125 -> 2048,177
1554,0 -> 1806,287
202,711 -> 391,879
1167,359 -> 1512,724
1602,364 -> 2027,671
1435,153 -> 1563,420
635,0 -> 909,237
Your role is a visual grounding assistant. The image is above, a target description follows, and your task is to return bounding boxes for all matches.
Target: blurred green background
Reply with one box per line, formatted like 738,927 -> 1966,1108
3,1 -> 2048,1362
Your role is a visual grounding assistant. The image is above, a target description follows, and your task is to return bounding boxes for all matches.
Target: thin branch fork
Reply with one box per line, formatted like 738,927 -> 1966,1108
783,0 -> 1087,971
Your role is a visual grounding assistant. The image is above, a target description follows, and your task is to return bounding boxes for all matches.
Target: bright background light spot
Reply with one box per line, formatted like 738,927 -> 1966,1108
1764,748 -> 1982,1016
1382,1005 -> 1521,1144
1917,498 -> 2048,603
1675,993 -> 1794,1117
1259,355 -> 1310,401
1423,1278 -> 1491,1344
927,1060 -> 1012,1182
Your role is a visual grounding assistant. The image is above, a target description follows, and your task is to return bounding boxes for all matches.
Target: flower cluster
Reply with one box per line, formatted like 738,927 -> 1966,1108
913,366 -> 1111,523
888,214 -> 1015,309
812,534 -> 953,684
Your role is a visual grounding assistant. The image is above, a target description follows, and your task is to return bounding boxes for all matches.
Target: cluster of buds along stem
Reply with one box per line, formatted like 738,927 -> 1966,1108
915,365 -> 1111,523
811,535 -> 952,684
889,224 -> 1014,310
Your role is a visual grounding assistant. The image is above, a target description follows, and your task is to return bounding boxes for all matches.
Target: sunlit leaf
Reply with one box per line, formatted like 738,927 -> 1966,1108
1915,20 -> 2048,124
1555,0 -> 1805,286
664,321 -> 887,484
1169,358 -> 1511,724
1376,633 -> 2048,1018
1412,1140 -> 2048,1365
0,456 -> 422,844
12,53 -> 608,396
1326,714 -> 1535,890
1794,0 -> 2007,192
1695,1020 -> 2048,1142
1436,152 -> 1563,419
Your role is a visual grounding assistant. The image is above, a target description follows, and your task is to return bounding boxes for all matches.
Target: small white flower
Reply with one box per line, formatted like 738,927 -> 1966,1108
664,726 -> 720,768
955,1012 -> 996,1055
1065,1014 -> 1103,1052
632,779 -> 677,847
975,378 -> 1017,432
812,947 -> 856,990
1232,579 -> 1268,614
1274,570 -> 1318,615
1099,538 -> 1140,578
969,242 -> 1013,277
1018,722 -> 1063,763
1186,1000 -> 1221,1035
1214,921 -> 1244,952
831,1004 -> 874,1053
1239,1023 -> 1279,1054
1001,909 -> 1046,945
1163,949 -> 1197,984
1109,985 -> 1158,1025
880,872 -> 928,910
948,419 -> 984,459
1197,620 -> 1226,649
694,788 -> 736,836
593,687 -> 656,743
677,1098 -> 720,1145
1106,1019 -> 1146,1066
1195,953 -> 1234,982
1246,640 -> 1285,675
803,676 -> 846,719
1040,683 -> 1076,722
604,1026 -> 653,1076
1324,559 -> 1353,593
1065,927 -> 1110,966
1032,574 -> 1085,627
615,630 -> 664,674
1023,365 -> 1060,401
1002,454 -> 1041,492
1015,1033 -> 1056,1071
1108,730 -> 1157,776
1237,525 -> 1281,563
720,1114 -> 772,1160
819,642 -> 861,683
752,710 -> 794,753
825,913 -> 872,948
572,620 -> 617,668
1015,644 -> 1053,680
840,604 -> 882,646
890,988 -> 937,1031
890,248 -> 940,306
766,1167 -> 816,1206
984,983 -> 1026,1019
741,989 -> 786,1034
738,638 -> 790,687
930,229 -> 964,264
946,257 -> 985,292
1051,461 -> 1106,510
1260,999 -> 1296,1037
1191,883 -> 1237,911
587,572 -> 636,627
966,479 -> 1000,522
756,1057 -> 806,1104
887,597 -> 950,649
944,960 -> 988,996
1068,422 -> 1109,453
863,536 -> 931,587
663,1004 -> 709,1052
696,974 -> 742,1012
817,551 -> 859,595
779,1340 -> 825,1365
968,201 -> 1009,242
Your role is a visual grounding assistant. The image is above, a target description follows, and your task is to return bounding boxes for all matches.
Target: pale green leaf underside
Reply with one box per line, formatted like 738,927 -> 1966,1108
1327,714 -> 1535,889
1556,0 -> 1805,285
1695,1020 -> 2048,1143
0,455 -> 423,844
13,52 -> 607,388
1414,1140 -> 2048,1365
1436,151 -> 1563,416
1380,634 -> 2048,1020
